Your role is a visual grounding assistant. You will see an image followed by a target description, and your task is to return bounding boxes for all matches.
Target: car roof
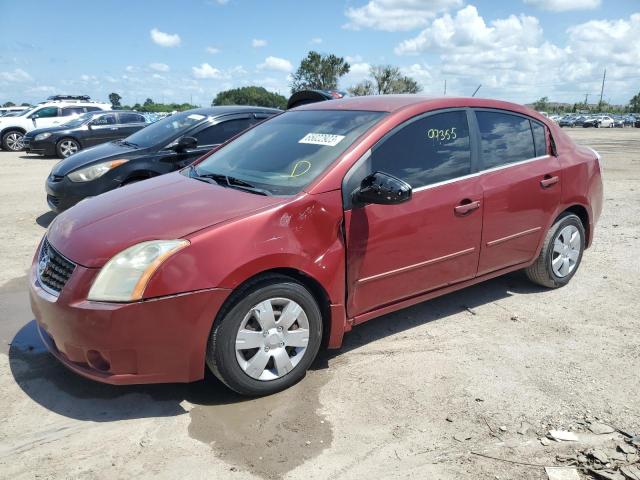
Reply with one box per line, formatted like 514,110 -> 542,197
292,94 -> 542,116
182,106 -> 282,117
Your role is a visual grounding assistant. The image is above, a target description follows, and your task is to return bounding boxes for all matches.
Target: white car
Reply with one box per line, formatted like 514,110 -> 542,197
597,115 -> 615,128
0,106 -> 30,116
0,95 -> 111,151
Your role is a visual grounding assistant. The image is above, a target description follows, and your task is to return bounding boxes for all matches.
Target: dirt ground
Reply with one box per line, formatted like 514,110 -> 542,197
0,128 -> 639,480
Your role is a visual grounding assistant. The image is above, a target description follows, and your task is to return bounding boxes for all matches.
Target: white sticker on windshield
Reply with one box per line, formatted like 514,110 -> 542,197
187,114 -> 206,121
299,133 -> 345,147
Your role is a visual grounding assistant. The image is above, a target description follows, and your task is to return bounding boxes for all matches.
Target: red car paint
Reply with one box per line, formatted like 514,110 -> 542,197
30,96 -> 603,385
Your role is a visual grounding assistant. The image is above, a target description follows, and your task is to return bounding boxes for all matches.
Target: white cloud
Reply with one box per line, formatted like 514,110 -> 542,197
80,74 -> 97,82
523,0 -> 600,11
152,73 -> 166,80
252,38 -> 267,48
206,46 -> 220,54
150,28 -> 181,47
125,65 -> 137,72
311,37 -> 323,44
0,68 -> 32,82
257,56 -> 293,72
26,85 -> 55,94
344,0 -> 463,31
192,63 -> 223,79
149,63 -> 170,72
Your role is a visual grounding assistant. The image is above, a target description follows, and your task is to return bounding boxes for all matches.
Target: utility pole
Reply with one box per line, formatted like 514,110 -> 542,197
584,93 -> 589,107
472,84 -> 482,97
444,79 -> 447,96
598,68 -> 606,110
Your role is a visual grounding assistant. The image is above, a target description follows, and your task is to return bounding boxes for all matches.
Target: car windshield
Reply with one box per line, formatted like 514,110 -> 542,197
193,110 -> 385,195
60,112 -> 93,128
124,110 -> 205,148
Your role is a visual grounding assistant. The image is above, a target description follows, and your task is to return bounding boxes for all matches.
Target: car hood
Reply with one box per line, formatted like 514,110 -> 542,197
47,171 -> 287,268
25,124 -> 79,139
51,141 -> 142,176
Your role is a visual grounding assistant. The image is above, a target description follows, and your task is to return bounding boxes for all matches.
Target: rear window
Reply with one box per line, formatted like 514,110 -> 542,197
476,111 -> 536,169
118,113 -> 145,124
531,121 -> 547,157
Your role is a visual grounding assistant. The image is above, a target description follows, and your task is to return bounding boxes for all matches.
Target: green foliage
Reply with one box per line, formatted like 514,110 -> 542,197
2,101 -> 16,107
532,96 -> 549,111
290,51 -> 350,93
349,65 -> 421,96
125,102 -> 199,113
630,91 -> 640,113
21,102 -> 31,107
108,92 -> 122,109
212,86 -> 287,109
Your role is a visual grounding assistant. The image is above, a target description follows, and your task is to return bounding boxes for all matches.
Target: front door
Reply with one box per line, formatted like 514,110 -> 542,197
31,107 -> 61,129
474,110 -> 562,275
344,109 -> 483,318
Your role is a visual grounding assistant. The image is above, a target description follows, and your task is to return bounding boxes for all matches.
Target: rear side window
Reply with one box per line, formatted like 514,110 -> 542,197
476,111 -> 536,169
371,110 -> 471,189
85,106 -> 102,112
194,118 -> 252,146
118,113 -> 145,124
531,121 -> 547,157
62,107 -> 85,116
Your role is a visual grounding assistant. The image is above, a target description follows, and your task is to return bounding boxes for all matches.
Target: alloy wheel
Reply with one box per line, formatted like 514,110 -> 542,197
551,225 -> 581,278
60,140 -> 79,157
5,132 -> 24,151
235,297 -> 310,381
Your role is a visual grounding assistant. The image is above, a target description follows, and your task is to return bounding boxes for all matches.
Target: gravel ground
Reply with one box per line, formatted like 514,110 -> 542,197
0,128 -> 639,480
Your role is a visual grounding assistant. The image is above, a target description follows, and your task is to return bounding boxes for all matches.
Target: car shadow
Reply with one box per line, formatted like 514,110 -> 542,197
7,271 -> 544,422
36,211 -> 56,228
18,154 -> 58,160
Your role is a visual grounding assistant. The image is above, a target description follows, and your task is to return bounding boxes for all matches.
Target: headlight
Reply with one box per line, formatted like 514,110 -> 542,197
68,159 -> 129,182
87,240 -> 189,302
34,132 -> 52,141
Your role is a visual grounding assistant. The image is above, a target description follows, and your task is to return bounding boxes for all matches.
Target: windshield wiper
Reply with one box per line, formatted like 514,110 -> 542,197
190,168 -> 271,196
116,139 -> 139,148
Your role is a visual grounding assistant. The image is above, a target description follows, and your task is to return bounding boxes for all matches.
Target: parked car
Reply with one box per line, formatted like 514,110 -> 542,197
287,89 -> 347,109
30,96 -> 603,396
0,106 -> 29,116
583,115 -> 614,128
635,117 -> 640,128
612,116 -> 625,128
558,115 -> 578,127
0,95 -> 111,151
23,111 -> 148,158
44,106 -> 280,212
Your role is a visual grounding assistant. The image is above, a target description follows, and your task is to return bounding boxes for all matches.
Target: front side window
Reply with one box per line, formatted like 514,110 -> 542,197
32,107 -> 58,118
194,110 -> 385,195
476,111 -> 536,169
194,118 -> 252,146
371,110 -> 471,189
91,114 -> 116,125
125,111 -> 208,148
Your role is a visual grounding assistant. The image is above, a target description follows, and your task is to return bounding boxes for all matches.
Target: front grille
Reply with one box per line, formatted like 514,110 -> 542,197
37,238 -> 75,294
50,174 -> 64,183
47,195 -> 60,207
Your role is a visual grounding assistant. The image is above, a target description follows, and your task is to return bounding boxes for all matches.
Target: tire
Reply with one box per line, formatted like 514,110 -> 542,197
2,130 -> 25,151
525,213 -> 585,288
206,274 -> 323,396
56,138 -> 80,159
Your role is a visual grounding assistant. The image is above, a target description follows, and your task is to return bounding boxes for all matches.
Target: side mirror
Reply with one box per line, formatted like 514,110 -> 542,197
174,136 -> 197,152
353,171 -> 412,206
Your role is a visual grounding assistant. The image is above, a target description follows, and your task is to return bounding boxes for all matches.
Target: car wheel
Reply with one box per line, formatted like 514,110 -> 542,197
2,130 -> 24,151
206,274 -> 323,396
56,138 -> 80,158
525,213 -> 585,289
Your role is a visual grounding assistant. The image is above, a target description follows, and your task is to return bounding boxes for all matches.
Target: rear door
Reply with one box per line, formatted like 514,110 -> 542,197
344,109 -> 483,318
474,110 -> 562,275
85,113 -> 119,147
115,112 -> 147,137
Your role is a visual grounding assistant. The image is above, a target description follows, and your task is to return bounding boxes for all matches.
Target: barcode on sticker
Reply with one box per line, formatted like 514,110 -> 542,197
299,133 -> 345,146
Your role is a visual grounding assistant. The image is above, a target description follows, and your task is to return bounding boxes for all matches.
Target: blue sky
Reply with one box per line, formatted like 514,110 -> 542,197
1,0 -> 639,106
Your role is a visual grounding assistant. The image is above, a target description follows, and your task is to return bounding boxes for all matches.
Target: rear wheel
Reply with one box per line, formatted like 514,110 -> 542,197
206,275 -> 323,396
2,130 -> 24,151
56,138 -> 80,158
525,213 -> 585,288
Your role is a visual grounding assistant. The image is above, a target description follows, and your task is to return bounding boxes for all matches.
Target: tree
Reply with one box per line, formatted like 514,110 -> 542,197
629,91 -> 640,113
533,96 -> 549,112
108,92 -> 122,109
348,65 -> 421,96
20,102 -> 31,107
212,86 -> 287,109
2,101 -> 15,108
144,98 -> 154,107
290,51 -> 350,93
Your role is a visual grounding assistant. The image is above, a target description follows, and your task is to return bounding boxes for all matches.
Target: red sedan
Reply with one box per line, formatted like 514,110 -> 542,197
30,96 -> 603,396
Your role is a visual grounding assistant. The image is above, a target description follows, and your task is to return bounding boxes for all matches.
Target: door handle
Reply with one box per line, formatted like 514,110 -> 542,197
540,175 -> 559,188
454,199 -> 481,216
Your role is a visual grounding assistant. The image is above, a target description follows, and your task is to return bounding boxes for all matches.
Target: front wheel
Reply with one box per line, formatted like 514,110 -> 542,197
56,138 -> 80,158
2,130 -> 24,151
206,275 -> 323,396
525,213 -> 585,288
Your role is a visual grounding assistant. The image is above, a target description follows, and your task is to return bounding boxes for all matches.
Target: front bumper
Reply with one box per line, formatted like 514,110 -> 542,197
29,260 -> 231,385
45,173 -> 121,213
23,137 -> 57,156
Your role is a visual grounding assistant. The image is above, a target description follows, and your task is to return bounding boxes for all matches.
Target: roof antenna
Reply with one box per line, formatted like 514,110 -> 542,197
471,84 -> 482,97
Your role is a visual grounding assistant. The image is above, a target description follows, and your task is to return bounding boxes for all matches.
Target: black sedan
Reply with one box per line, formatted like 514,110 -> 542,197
45,106 -> 280,212
24,111 -> 148,158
